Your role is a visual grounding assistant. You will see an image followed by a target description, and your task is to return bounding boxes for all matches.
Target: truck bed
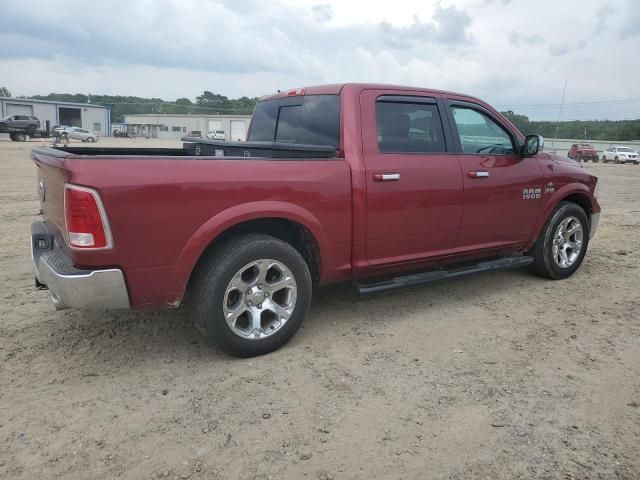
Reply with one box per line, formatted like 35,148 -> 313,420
35,139 -> 337,159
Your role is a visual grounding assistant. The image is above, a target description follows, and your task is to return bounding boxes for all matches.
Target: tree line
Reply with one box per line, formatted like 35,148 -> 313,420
501,110 -> 640,142
2,87 -> 259,123
1,86 -> 639,140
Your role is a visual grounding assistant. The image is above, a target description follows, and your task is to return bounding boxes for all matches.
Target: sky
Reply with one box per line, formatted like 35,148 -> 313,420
0,0 -> 639,120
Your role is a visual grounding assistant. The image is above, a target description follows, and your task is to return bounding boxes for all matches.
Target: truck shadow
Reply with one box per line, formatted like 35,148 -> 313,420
40,266 -> 544,364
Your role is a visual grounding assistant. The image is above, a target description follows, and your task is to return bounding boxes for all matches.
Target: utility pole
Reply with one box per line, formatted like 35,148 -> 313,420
554,80 -> 568,144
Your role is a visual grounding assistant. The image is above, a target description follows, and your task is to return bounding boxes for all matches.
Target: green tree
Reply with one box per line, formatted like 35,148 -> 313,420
0,86 -> 11,97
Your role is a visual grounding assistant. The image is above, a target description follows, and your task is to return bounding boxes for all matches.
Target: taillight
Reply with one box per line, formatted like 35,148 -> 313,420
64,184 -> 112,249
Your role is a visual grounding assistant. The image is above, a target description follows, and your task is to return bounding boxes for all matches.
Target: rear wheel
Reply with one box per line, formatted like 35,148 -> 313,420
531,202 -> 589,280
593,155 -> 599,163
188,234 -> 312,357
602,155 -> 607,163
87,136 -> 96,143
615,156 -> 619,163
14,132 -> 26,142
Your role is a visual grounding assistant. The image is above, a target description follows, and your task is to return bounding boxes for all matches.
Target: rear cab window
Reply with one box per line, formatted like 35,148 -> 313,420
247,94 -> 340,148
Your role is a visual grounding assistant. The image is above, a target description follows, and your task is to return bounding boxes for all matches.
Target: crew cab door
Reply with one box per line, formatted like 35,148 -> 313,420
361,90 -> 463,266
444,99 -> 545,249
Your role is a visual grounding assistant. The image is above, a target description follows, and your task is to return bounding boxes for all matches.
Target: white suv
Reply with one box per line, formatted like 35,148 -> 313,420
206,130 -> 226,140
601,146 -> 639,164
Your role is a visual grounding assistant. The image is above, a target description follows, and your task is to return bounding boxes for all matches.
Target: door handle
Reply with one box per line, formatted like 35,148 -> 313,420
467,171 -> 490,178
373,173 -> 400,182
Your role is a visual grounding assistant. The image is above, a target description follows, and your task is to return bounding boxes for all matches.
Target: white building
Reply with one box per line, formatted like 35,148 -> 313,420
0,97 -> 111,136
123,114 -> 252,141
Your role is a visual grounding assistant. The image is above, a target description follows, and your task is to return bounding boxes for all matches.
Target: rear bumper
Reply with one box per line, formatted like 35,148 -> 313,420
31,221 -> 130,310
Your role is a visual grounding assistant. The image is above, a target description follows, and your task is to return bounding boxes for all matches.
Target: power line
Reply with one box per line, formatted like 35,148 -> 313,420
494,97 -> 640,108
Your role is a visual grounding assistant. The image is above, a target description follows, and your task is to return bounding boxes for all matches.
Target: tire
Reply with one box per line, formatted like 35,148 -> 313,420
87,136 -> 95,143
575,153 -> 581,162
593,156 -> 599,163
188,234 -> 312,357
602,155 -> 607,163
615,156 -> 619,164
14,132 -> 26,142
530,202 -> 590,280
0,122 -> 6,132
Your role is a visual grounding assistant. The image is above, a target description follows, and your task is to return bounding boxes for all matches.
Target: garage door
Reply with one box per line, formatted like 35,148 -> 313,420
6,103 -> 34,116
230,120 -> 246,142
208,120 -> 222,133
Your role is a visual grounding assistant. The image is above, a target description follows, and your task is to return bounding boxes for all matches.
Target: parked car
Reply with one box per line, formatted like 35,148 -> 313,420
51,125 -> 72,136
186,130 -> 202,138
601,146 -> 639,164
567,143 -> 598,162
0,115 -> 40,133
30,83 -> 600,357
60,127 -> 98,143
206,129 -> 226,140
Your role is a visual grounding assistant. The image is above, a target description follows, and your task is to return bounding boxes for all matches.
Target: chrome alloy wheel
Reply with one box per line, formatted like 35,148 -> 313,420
223,259 -> 297,339
552,216 -> 584,268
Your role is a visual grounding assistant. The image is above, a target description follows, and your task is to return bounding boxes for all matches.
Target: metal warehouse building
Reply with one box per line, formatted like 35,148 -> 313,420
0,97 -> 111,136
123,114 -> 252,141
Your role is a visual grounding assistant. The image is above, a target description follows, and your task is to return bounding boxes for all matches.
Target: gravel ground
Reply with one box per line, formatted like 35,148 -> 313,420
1,135 -> 639,479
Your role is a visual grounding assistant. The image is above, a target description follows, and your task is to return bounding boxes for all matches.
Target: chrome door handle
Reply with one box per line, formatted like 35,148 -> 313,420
468,171 -> 490,178
373,173 -> 400,182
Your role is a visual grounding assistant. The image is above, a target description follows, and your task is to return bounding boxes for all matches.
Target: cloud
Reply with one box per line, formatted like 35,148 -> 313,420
508,31 -> 544,46
311,4 -> 333,22
378,5 -> 473,48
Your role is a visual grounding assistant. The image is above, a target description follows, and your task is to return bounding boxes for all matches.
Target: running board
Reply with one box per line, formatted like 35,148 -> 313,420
355,256 -> 534,295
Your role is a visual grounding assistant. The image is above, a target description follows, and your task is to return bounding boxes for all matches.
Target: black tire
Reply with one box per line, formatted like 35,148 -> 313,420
530,202 -> 590,280
14,132 -> 26,142
593,156 -> 599,163
602,155 -> 607,163
87,136 -> 95,143
188,234 -> 312,357
575,153 -> 581,162
615,156 -> 619,163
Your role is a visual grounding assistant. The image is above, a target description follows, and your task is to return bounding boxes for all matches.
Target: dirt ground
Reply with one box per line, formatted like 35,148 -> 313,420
1,135 -> 639,480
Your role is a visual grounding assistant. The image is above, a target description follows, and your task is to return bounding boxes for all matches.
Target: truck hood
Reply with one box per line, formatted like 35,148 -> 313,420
547,152 -> 583,168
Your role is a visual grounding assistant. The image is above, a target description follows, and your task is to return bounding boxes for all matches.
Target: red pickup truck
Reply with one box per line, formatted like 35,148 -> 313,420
31,84 -> 600,357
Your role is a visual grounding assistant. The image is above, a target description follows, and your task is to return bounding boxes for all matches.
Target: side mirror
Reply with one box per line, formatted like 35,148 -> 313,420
522,134 -> 544,156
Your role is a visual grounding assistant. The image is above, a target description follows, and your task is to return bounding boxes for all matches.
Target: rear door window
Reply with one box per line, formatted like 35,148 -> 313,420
248,94 -> 340,148
375,98 -> 446,153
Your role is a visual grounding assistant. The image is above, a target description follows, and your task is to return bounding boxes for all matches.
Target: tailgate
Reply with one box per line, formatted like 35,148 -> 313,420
33,150 -> 68,244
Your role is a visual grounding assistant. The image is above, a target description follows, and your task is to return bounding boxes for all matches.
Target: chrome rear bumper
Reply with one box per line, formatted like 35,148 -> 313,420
31,221 -> 130,310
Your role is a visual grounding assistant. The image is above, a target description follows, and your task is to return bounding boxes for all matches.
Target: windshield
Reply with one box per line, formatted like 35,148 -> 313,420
248,94 -> 340,147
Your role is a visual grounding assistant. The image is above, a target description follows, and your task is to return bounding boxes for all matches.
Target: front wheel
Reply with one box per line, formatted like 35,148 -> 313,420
602,155 -> 607,163
530,202 -> 589,280
188,234 -> 312,357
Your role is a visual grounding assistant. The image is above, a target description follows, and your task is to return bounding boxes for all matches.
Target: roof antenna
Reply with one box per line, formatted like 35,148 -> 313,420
554,80 -> 567,143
